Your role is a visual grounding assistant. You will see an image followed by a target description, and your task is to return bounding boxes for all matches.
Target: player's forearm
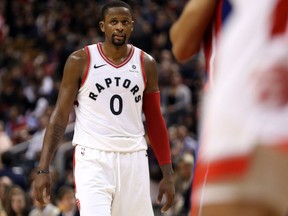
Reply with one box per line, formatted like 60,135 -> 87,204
38,116 -> 68,170
143,92 -> 172,165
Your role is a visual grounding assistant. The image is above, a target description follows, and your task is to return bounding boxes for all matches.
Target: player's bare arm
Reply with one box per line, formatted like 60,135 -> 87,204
143,53 -> 159,93
170,0 -> 218,62
143,52 -> 175,212
33,49 -> 87,204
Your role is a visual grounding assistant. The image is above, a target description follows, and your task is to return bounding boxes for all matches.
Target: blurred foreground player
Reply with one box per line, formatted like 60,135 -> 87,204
191,0 -> 288,215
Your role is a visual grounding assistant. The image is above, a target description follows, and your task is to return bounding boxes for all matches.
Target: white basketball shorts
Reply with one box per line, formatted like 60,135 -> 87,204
73,145 -> 154,216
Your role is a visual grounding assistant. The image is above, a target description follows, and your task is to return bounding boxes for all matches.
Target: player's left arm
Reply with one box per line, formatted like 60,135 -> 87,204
142,52 -> 175,212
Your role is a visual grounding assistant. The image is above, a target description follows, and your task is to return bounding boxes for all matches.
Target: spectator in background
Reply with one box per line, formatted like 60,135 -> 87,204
170,125 -> 198,164
0,176 -> 13,216
0,2 -> 8,44
173,153 -> 194,216
129,5 -> 153,53
25,114 -> 49,161
56,185 -> 79,216
5,185 -> 31,216
0,121 -> 12,160
0,151 -> 28,191
161,69 -> 192,127
5,106 -> 29,145
157,59 -> 174,91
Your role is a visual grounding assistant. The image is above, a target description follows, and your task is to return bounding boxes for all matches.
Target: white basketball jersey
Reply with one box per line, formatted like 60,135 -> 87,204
72,43 -> 148,152
190,0 -> 288,211
200,0 -> 288,161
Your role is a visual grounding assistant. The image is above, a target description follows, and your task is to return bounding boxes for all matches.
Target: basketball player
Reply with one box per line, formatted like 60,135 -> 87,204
170,1 -> 232,213
33,1 -> 175,215
191,0 -> 288,215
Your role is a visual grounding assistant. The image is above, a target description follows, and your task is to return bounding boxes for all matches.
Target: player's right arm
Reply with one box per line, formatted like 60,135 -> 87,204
142,52 -> 175,212
33,48 -> 87,205
169,0 -> 218,63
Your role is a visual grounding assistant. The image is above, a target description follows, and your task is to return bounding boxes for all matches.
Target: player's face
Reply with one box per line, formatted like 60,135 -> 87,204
100,7 -> 134,46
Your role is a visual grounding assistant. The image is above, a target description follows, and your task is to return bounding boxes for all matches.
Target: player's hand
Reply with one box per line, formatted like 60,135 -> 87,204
157,173 -> 175,213
33,172 -> 52,205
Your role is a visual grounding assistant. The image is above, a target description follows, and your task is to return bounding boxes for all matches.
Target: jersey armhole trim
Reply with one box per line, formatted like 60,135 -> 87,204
216,0 -> 224,35
270,0 -> 288,36
140,51 -> 147,89
80,46 -> 91,87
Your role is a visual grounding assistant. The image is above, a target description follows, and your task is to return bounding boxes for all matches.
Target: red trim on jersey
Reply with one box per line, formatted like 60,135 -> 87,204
270,0 -> 288,36
97,43 -> 135,68
203,37 -> 212,88
193,141 -> 288,190
73,148 -> 77,195
203,0 -> 225,89
140,51 -> 147,89
80,46 -> 91,87
203,30 -> 212,78
274,139 -> 288,152
190,155 -> 250,216
215,0 -> 224,35
201,156 -> 249,184
190,142 -> 288,216
193,143 -> 288,188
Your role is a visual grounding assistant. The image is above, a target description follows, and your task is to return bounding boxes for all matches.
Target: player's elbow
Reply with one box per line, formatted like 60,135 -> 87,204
171,45 -> 199,63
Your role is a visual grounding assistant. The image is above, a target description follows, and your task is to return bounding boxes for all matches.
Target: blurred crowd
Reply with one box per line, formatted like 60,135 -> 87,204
0,0 -> 205,215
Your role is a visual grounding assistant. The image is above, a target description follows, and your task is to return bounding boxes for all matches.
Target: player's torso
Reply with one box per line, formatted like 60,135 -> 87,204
73,43 -> 147,150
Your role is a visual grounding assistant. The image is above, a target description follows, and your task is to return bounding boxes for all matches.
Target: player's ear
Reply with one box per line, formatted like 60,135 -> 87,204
99,21 -> 105,32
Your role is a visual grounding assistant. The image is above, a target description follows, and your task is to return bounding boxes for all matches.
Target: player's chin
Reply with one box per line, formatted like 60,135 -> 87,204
112,37 -> 126,46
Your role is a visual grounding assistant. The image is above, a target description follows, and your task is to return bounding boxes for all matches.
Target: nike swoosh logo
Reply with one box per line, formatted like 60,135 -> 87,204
94,64 -> 106,69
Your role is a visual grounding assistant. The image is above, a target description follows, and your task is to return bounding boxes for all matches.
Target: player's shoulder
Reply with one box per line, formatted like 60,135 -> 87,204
144,54 -> 157,70
70,48 -> 87,60
141,51 -> 156,65
130,44 -> 156,67
144,52 -> 155,62
65,48 -> 88,66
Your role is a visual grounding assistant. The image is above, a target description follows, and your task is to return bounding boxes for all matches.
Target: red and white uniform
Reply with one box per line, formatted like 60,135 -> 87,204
191,0 -> 288,214
73,43 -> 154,216
73,43 -> 147,152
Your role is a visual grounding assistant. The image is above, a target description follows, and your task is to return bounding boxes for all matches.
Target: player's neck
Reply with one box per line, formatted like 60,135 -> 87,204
101,42 -> 130,65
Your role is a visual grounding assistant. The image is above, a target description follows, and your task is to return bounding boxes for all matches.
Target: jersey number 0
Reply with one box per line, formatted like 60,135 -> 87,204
110,94 -> 123,115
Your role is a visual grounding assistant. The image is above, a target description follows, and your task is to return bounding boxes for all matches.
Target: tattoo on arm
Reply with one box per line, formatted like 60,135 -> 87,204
39,123 -> 66,168
45,123 -> 66,155
50,123 -> 65,146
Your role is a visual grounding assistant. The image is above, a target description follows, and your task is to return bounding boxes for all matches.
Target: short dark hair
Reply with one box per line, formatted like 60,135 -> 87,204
100,0 -> 133,21
57,185 -> 74,200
